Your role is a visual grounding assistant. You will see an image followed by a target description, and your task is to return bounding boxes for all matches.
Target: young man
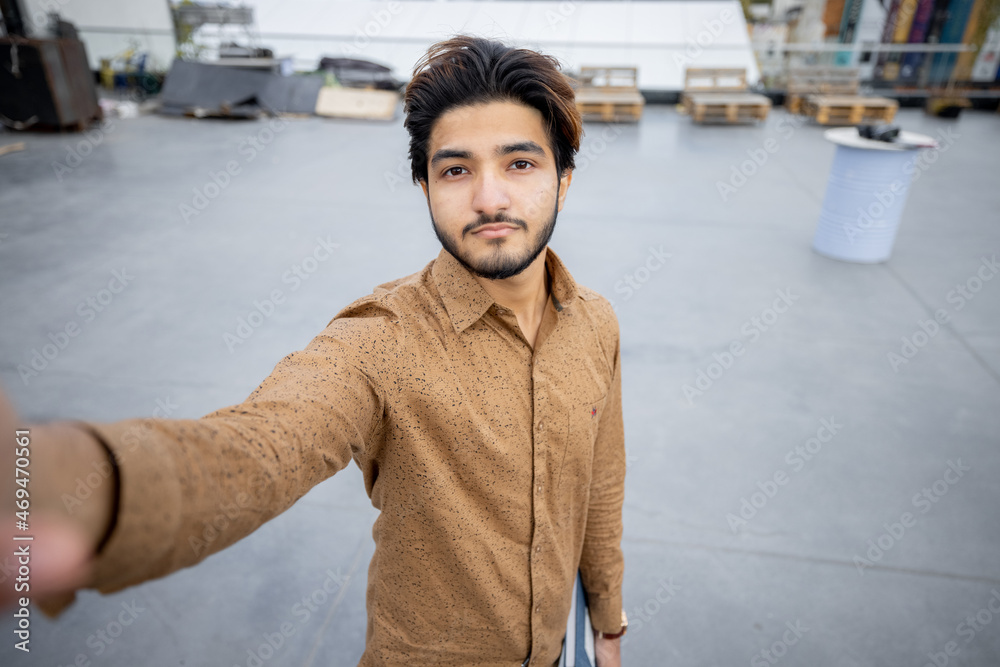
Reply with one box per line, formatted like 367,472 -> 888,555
1,36 -> 626,666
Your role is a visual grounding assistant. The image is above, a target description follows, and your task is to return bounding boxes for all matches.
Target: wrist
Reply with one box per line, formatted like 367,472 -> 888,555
596,610 -> 628,640
33,423 -> 117,553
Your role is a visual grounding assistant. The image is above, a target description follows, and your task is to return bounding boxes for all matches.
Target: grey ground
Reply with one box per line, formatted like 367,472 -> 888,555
0,103 -> 998,667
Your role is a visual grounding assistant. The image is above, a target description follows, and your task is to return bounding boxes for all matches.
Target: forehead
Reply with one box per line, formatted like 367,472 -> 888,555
429,101 -> 551,155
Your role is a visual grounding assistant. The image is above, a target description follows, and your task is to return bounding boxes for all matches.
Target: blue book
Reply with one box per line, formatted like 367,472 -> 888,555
836,0 -> 865,65
899,0 -> 936,81
928,0 -> 977,84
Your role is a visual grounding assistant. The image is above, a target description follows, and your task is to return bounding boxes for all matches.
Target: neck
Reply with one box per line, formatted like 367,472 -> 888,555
473,249 -> 550,321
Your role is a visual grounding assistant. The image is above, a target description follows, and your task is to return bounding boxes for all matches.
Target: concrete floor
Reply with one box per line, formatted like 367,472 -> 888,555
1,104 -> 998,667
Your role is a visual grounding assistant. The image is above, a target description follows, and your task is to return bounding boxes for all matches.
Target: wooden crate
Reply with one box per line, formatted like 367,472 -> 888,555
0,37 -> 102,131
315,87 -> 399,120
802,95 -> 898,125
786,66 -> 862,114
684,93 -> 772,124
573,66 -> 645,122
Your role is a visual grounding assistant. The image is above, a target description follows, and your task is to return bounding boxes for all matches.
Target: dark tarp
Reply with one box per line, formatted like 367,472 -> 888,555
159,59 -> 324,117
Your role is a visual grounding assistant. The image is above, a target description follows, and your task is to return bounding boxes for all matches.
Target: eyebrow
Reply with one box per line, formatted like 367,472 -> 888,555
430,149 -> 472,166
496,141 -> 546,158
430,141 -> 547,167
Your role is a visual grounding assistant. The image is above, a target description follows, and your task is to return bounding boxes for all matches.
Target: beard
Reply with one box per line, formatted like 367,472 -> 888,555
430,186 -> 560,281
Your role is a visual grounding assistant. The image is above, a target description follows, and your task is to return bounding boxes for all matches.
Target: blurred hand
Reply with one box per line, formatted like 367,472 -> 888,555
1,388 -> 95,610
594,631 -> 622,667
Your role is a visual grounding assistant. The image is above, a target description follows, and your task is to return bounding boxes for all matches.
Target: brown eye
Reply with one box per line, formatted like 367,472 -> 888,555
512,160 -> 531,170
446,167 -> 466,177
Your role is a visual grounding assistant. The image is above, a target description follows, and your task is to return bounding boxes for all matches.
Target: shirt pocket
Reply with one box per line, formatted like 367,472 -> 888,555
555,390 -> 609,498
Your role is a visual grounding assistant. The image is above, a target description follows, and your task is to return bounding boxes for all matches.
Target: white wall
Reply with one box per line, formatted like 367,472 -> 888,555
20,0 -> 175,70
251,0 -> 760,89
16,0 -> 760,91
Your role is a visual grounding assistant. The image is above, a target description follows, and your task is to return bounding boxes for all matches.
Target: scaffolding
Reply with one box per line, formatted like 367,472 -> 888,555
169,2 -> 259,61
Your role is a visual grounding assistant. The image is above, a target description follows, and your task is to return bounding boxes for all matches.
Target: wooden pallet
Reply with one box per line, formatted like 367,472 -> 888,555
575,90 -> 644,122
684,93 -> 771,124
786,66 -> 862,114
681,68 -> 771,124
802,95 -> 898,125
573,66 -> 645,122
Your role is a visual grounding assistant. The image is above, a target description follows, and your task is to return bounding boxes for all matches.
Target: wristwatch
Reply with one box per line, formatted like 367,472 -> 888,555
597,610 -> 628,640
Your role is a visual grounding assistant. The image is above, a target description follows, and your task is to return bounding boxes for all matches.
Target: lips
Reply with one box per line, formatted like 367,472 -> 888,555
472,223 -> 519,239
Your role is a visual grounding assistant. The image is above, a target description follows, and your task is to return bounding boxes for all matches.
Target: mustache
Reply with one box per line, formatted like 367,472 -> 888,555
462,213 -> 528,237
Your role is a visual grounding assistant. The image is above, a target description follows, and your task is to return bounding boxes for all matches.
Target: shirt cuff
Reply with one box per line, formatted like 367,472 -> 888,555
588,592 -> 624,635
36,419 -> 184,618
86,420 -> 183,590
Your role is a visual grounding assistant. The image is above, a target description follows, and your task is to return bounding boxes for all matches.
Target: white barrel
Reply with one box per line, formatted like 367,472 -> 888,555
812,129 -> 933,264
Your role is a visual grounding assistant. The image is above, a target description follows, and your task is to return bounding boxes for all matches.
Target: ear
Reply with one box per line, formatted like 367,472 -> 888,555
419,179 -> 429,200
556,170 -> 572,212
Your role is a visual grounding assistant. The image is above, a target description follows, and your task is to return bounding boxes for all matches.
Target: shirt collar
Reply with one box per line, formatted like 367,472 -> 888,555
431,246 -> 580,334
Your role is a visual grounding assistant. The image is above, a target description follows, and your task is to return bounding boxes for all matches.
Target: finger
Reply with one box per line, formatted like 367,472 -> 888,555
0,515 -> 92,609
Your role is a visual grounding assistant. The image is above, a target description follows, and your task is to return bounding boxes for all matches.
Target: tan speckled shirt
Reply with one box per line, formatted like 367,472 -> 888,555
71,246 -> 625,666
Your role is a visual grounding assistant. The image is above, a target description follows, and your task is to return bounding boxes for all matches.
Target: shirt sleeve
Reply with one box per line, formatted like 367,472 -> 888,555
38,324 -> 383,616
579,324 -> 626,634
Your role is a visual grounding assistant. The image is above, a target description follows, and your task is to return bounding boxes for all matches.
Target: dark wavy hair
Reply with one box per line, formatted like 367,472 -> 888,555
403,35 -> 582,184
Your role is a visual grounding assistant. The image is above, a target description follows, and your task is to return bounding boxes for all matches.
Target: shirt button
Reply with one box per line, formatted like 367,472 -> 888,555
537,421 -> 545,431
536,545 -> 542,553
537,485 -> 543,493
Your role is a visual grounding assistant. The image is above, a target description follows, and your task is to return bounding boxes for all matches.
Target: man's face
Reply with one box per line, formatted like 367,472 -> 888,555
420,101 -> 572,280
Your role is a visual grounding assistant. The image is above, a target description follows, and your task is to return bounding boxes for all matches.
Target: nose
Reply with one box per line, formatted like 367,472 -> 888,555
470,169 -> 511,219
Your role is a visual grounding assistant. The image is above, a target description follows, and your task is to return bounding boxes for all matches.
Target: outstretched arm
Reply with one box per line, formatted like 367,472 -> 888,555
1,393 -> 114,610
2,327 -> 383,615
